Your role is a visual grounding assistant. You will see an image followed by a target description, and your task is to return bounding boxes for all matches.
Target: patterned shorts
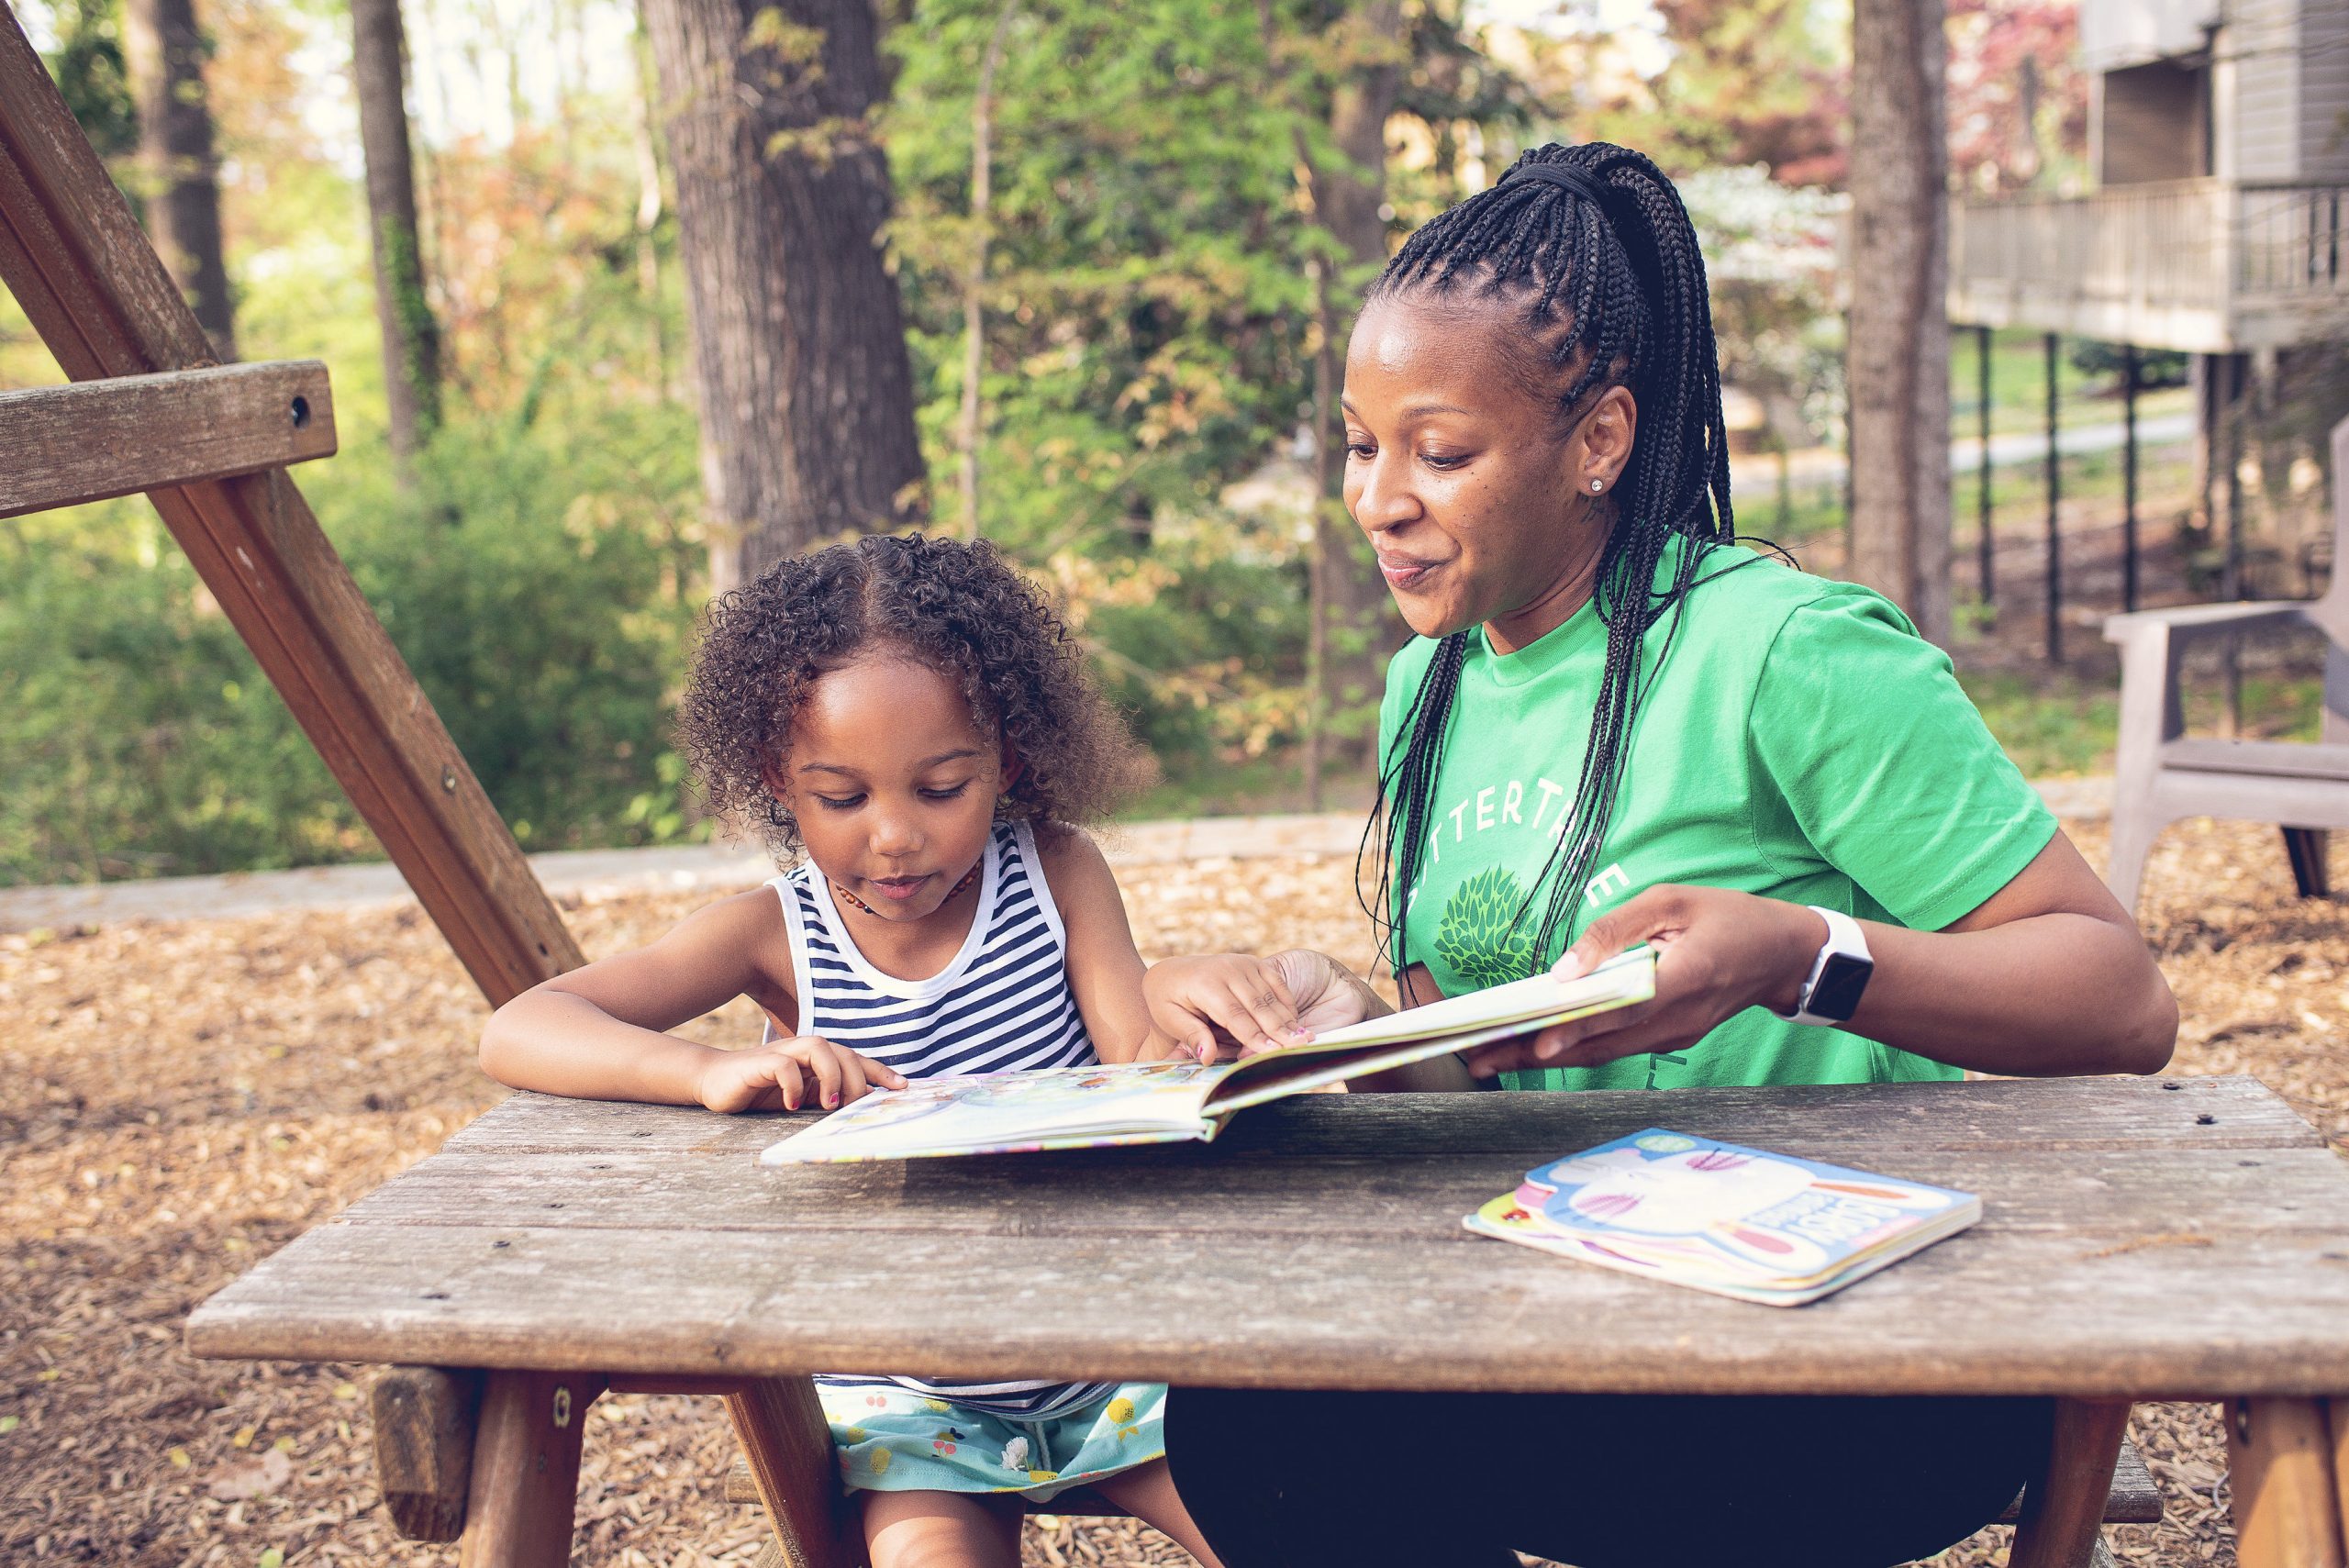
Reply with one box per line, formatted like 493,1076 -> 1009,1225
817,1381 -> 1167,1501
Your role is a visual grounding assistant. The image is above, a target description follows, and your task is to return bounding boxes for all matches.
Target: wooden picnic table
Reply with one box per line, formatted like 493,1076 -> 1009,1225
187,1073 -> 2349,1568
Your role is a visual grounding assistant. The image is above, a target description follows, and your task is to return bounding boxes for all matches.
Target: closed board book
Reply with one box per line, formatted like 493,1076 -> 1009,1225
759,947 -> 1656,1164
1466,1129 -> 1980,1305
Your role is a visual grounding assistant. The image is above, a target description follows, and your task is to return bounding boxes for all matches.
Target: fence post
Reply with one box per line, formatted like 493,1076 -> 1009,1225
2045,331 -> 2063,664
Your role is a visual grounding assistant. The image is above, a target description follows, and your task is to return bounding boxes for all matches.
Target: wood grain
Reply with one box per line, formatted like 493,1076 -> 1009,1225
1993,1436 -> 2163,1526
0,8 -> 581,1006
0,361 -> 336,517
456,1370 -> 603,1568
186,1079 -> 2349,1407
440,1074 -> 2326,1159
328,1143 -> 2349,1240
2010,1398 -> 2132,1568
726,1376 -> 858,1568
2228,1397 -> 2347,1568
371,1365 -> 479,1540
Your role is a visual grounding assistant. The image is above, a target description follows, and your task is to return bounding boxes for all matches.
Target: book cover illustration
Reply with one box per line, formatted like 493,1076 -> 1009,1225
1465,1130 -> 1980,1306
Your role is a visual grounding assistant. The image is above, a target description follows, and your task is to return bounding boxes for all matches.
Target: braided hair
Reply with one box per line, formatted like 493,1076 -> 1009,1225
1360,142 -> 1747,984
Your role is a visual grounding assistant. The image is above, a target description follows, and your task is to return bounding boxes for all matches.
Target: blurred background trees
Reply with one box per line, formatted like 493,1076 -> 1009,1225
4,0 -> 2285,885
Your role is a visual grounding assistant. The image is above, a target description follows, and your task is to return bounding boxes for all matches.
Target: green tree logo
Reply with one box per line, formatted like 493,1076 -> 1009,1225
1434,867 -> 1534,986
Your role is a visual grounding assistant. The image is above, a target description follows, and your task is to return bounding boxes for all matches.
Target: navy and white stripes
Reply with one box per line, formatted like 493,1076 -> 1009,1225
776,821 -> 1109,1419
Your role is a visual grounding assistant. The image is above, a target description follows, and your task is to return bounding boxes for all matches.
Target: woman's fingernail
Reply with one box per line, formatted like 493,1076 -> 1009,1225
824,1092 -> 839,1108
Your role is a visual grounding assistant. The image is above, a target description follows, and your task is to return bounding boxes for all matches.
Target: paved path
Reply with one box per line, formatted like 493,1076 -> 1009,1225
0,783 -> 2114,933
1780,412 -> 2195,485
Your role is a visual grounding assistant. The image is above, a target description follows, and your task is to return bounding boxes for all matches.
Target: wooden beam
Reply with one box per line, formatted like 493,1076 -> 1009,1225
0,361 -> 337,518
0,3 -> 582,1004
2228,1397 -> 2346,1568
372,1366 -> 481,1541
2009,1398 -> 2132,1568
457,1370 -> 603,1568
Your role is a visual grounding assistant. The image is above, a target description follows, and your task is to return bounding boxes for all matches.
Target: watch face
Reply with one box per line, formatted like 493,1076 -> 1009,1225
1807,953 -> 1873,1022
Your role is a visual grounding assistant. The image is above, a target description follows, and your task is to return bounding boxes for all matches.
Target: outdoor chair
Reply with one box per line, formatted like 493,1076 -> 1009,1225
722,1438 -> 2165,1567
2102,414 -> 2349,911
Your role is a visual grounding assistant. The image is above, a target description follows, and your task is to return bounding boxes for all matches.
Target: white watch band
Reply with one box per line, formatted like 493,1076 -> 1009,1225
1787,905 -> 1871,1027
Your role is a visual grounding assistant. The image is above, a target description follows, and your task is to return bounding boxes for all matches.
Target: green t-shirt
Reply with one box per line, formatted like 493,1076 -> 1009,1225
1375,539 -> 2057,1093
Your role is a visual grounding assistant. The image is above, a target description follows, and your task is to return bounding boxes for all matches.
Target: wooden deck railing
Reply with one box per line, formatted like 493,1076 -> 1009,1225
1948,179 -> 2349,351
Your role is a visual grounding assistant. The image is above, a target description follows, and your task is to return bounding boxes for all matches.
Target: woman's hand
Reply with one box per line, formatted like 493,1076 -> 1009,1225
1144,949 -> 1388,1062
1460,885 -> 1818,1078
696,1036 -> 909,1113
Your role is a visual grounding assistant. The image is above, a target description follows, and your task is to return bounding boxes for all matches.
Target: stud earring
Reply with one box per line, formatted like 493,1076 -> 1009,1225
1590,479 -> 1604,493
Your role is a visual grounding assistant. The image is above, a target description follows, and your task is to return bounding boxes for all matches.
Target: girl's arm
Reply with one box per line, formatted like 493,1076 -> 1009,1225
1465,831 -> 2177,1079
479,890 -> 904,1109
1036,827 -> 1160,1062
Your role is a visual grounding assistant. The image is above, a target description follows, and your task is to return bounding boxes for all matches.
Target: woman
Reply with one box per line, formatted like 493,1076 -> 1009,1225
1144,142 -> 2176,1568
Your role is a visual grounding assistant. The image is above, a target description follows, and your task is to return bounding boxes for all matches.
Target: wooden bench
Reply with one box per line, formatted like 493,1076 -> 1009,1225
2103,415 -> 2349,910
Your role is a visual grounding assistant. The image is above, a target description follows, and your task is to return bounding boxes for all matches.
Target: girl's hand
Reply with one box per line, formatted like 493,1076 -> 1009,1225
1460,885 -> 1818,1078
1144,950 -> 1387,1062
696,1036 -> 909,1113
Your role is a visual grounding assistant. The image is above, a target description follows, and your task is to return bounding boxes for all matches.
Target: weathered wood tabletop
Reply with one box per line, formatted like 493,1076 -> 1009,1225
185,1074 -> 2349,1568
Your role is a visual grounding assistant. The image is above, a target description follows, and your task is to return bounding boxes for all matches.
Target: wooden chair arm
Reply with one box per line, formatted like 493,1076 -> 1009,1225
2103,601 -> 2314,647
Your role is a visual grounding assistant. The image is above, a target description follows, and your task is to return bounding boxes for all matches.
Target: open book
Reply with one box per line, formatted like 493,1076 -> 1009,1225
758,947 -> 1656,1165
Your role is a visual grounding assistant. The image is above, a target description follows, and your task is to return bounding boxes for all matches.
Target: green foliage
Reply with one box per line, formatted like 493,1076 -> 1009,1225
2068,339 -> 2190,391
41,0 -> 139,165
0,406 -> 706,885
877,0 -> 1509,788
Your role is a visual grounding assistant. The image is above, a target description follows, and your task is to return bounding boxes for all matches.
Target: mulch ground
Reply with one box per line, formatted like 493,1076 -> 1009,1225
4,815 -> 2344,1567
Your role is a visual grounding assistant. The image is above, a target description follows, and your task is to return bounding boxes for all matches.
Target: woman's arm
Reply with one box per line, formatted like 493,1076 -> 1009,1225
480,889 -> 905,1109
1464,831 -> 2177,1080
1036,828 -> 1159,1062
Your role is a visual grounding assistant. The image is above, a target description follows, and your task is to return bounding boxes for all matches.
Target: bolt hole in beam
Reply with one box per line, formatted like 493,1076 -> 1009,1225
0,361 -> 337,518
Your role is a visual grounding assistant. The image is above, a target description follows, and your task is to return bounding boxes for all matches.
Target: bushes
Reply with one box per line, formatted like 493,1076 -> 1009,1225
0,406 -> 706,885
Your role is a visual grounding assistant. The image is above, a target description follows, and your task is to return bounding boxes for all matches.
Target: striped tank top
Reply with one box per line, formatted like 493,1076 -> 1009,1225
773,820 -> 1111,1418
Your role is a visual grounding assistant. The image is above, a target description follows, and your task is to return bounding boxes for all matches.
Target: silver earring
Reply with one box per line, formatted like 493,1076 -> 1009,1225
1590,479 -> 1604,493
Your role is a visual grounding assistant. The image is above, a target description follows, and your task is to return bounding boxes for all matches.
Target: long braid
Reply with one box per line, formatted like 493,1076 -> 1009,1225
1360,142 -> 1742,980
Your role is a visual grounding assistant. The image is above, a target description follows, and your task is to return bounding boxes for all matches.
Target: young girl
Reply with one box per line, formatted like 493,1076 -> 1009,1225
480,533 -> 1221,1568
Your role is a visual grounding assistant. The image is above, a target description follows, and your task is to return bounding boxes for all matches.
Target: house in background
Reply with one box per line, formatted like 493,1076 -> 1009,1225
1947,0 -> 2349,588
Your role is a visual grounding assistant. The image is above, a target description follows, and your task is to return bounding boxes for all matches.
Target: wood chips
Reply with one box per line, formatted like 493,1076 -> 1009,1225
4,816 -> 2343,1566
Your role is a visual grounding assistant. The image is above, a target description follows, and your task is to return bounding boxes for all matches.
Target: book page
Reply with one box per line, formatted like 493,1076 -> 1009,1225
758,1059 -> 1230,1165
1196,947 -> 1658,1118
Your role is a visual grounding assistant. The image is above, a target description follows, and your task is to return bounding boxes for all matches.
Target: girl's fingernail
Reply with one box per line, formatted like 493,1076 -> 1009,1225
824,1093 -> 838,1108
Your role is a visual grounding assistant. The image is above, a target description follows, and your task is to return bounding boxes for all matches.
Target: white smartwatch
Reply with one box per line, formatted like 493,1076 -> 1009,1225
1782,905 -> 1874,1026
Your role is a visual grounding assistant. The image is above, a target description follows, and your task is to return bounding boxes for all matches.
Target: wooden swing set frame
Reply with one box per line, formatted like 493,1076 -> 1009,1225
0,1 -> 580,1006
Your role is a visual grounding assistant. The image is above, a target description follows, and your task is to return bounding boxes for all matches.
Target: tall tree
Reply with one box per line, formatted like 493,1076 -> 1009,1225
1303,0 -> 1407,768
349,0 -> 442,471
1846,0 -> 1953,645
957,0 -> 1017,539
640,0 -> 928,590
120,0 -> 235,358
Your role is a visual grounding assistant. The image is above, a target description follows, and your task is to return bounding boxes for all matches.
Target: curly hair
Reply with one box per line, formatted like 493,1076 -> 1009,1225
678,533 -> 1141,857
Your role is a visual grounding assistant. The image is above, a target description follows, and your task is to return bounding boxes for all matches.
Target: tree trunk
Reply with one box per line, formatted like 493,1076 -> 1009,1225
120,0 -> 234,360
350,0 -> 443,470
1307,0 -> 1406,768
958,0 -> 1017,540
1846,0 -> 1953,646
640,0 -> 928,592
